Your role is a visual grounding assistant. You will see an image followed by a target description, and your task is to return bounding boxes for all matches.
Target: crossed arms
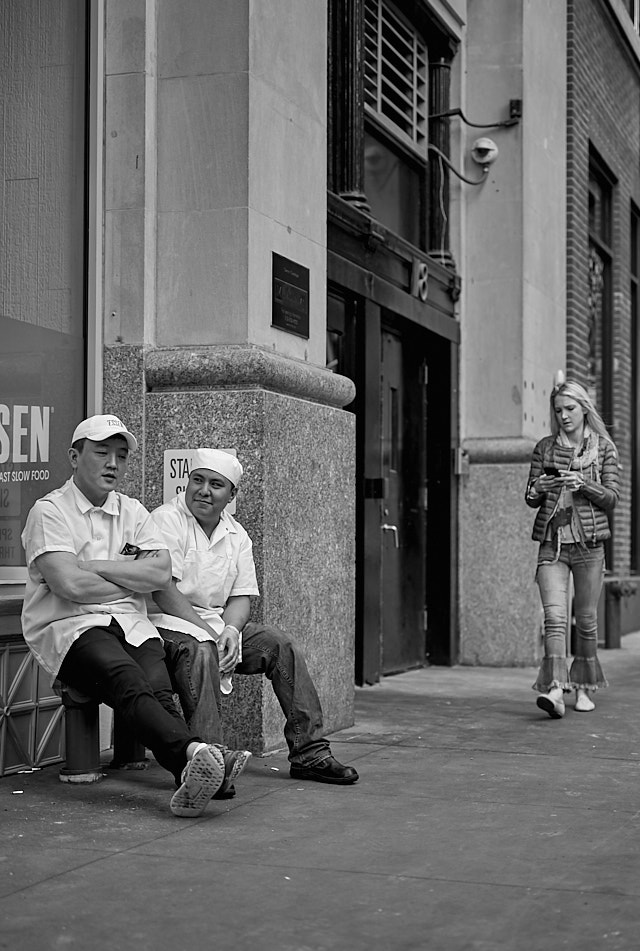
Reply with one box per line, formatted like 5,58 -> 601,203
35,541 -> 248,673
36,549 -> 171,604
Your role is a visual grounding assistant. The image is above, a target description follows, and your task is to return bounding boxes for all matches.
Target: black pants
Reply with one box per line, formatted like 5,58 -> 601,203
59,620 -> 201,781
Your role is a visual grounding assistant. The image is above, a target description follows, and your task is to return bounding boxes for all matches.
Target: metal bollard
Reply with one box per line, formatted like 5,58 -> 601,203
59,687 -> 104,783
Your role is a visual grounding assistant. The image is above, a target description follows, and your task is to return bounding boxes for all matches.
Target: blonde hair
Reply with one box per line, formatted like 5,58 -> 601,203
549,380 -> 614,444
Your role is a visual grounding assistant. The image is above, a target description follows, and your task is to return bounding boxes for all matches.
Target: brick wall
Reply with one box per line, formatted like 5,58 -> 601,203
567,0 -> 640,573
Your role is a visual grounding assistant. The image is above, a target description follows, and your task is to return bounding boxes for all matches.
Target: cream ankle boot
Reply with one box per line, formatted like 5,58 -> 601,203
575,689 -> 595,712
536,687 -> 565,719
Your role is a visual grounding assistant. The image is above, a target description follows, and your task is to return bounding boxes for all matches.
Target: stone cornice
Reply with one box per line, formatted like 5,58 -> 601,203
144,345 -> 356,409
462,437 -> 536,465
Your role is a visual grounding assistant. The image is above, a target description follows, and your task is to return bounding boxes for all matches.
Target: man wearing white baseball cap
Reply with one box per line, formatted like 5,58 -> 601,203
70,413 -> 140,450
20,415 -> 227,817
150,448 -> 359,786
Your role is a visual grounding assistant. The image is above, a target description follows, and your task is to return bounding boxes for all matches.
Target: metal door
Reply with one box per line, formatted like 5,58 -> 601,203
380,329 -> 426,673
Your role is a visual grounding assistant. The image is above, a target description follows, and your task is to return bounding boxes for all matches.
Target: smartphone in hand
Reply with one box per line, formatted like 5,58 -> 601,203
543,466 -> 561,477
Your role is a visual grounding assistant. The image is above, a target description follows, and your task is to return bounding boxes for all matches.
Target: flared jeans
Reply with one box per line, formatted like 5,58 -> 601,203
533,541 -> 608,693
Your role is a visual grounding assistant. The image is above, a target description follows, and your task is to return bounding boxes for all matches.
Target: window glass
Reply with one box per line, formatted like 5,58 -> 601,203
588,179 -> 611,246
362,0 -> 428,248
587,159 -> 614,417
631,206 -> 640,571
327,293 -> 346,373
587,244 -> 607,408
0,1 -> 87,578
364,131 -> 421,246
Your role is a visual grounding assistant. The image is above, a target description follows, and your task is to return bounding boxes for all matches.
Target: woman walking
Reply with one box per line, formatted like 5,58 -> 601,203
525,380 -> 619,718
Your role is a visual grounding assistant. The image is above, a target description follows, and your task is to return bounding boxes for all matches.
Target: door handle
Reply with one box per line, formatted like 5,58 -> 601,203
381,523 -> 399,548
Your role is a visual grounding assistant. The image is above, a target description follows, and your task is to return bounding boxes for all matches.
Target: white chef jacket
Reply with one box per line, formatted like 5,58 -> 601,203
148,493 -> 259,643
21,478 -> 167,680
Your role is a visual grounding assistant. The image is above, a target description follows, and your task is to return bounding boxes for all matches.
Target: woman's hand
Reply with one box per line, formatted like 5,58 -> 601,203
559,472 -> 585,492
535,473 -> 562,493
535,472 -> 584,493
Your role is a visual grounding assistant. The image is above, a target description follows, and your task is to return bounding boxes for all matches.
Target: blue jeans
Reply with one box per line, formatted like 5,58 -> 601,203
161,622 -> 330,767
533,541 -> 607,692
58,620 -> 200,782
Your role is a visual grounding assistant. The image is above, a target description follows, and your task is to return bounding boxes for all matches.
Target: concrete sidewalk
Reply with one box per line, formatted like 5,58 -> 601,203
2,637 -> 640,951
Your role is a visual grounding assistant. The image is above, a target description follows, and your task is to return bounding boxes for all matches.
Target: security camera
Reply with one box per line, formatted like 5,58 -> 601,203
470,137 -> 499,166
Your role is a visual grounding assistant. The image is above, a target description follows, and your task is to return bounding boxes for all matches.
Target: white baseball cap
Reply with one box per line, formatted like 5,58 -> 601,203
71,415 -> 138,451
191,448 -> 243,486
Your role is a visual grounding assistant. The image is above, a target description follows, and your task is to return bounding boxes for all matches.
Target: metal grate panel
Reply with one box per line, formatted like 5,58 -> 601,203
364,0 -> 427,153
0,637 -> 64,776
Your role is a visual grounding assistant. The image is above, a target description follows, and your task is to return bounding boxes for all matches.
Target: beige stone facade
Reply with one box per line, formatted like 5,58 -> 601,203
5,0 -> 640,777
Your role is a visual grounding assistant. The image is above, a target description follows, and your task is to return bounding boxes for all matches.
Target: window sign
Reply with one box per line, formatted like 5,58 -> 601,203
0,0 -> 87,582
163,449 -> 238,515
0,318 -> 85,580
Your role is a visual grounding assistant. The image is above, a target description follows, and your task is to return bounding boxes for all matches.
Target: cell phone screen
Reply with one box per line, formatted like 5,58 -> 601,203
544,466 -> 561,477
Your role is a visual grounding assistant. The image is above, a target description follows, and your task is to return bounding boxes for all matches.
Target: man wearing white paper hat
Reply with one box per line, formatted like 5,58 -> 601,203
20,416 -> 228,817
150,448 -> 359,786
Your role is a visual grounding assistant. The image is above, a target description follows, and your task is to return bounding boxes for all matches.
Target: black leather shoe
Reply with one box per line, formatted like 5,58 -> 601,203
290,756 -> 359,785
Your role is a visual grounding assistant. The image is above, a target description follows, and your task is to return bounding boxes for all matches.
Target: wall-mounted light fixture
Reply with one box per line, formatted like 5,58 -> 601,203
470,137 -> 499,169
428,100 -> 521,186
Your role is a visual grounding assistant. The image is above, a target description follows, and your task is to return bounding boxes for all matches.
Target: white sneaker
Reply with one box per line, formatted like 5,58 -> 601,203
170,744 -> 225,817
218,748 -> 252,797
536,692 -> 565,719
575,690 -> 595,712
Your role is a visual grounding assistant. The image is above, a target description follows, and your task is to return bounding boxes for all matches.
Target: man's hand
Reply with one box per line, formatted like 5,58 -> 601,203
77,559 -> 95,573
77,559 -> 106,573
218,625 -> 240,673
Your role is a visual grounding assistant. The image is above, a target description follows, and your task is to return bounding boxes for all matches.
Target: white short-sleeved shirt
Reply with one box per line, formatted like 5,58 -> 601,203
21,478 -> 167,680
148,493 -> 259,641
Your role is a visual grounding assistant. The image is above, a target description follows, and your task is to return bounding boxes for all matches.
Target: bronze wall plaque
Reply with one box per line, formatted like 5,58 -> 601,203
272,253 -> 309,339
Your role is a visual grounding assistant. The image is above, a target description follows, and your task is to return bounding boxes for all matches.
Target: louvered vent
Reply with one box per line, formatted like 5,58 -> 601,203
364,0 -> 427,154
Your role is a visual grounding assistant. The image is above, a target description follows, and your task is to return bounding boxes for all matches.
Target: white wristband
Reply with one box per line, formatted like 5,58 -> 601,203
223,624 -> 240,636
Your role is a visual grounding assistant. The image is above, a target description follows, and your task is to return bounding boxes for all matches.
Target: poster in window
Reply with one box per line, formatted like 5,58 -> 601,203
0,316 -> 84,580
